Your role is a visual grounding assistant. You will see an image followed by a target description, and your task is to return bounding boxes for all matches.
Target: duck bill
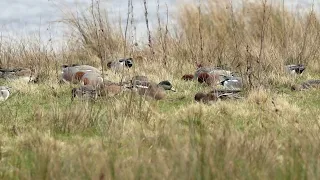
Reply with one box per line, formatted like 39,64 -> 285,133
170,87 -> 177,92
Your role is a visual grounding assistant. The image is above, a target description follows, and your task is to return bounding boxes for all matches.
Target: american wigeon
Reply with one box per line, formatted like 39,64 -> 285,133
194,66 -> 233,80
0,86 -> 10,101
131,75 -> 149,87
220,76 -> 243,90
286,64 -> 305,74
181,65 -> 234,85
80,72 -> 104,87
61,64 -> 101,84
195,89 -> 242,104
98,81 -> 123,97
107,58 -> 133,72
135,80 -> 176,100
181,74 -> 194,81
197,72 -> 221,86
71,85 -> 98,101
291,79 -> 320,91
0,68 -> 35,82
194,92 -> 218,104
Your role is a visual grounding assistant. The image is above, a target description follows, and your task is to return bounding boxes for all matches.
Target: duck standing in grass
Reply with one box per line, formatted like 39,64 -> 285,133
107,58 -> 133,73
291,79 -> 320,91
0,86 -> 11,101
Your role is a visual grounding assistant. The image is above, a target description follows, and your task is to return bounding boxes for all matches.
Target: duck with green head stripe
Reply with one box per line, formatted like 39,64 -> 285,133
131,76 -> 176,100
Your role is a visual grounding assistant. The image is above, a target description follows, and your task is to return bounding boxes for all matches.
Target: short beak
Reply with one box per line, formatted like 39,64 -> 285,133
170,87 -> 176,92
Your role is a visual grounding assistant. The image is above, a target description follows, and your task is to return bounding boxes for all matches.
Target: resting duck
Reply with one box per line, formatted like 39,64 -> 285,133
285,64 -> 305,75
291,79 -> 320,91
131,75 -> 149,87
220,76 -> 243,90
98,81 -> 124,97
72,80 -> 125,100
0,86 -> 11,101
107,58 -> 133,72
181,74 -> 194,81
77,71 -> 104,87
71,85 -> 98,101
133,80 -> 176,100
61,64 -> 101,84
0,68 -> 36,82
194,66 -> 233,80
182,63 -> 234,85
195,89 -> 242,104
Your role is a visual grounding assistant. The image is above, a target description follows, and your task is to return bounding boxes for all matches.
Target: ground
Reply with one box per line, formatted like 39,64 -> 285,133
0,70 -> 319,179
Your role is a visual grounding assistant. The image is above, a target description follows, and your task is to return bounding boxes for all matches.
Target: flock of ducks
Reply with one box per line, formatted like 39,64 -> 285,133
180,63 -> 320,103
0,60 -> 319,104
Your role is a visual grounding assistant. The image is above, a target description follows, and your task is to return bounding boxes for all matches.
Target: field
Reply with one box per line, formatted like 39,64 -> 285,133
0,0 -> 320,179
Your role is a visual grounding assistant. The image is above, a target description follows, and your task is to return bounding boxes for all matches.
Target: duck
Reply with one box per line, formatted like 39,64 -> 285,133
98,81 -> 123,97
195,89 -> 242,104
0,86 -> 10,101
71,85 -> 98,101
78,71 -> 104,87
197,72 -> 221,86
291,79 -> 320,91
131,75 -> 149,87
220,76 -> 243,90
181,63 -> 234,84
194,92 -> 218,104
61,64 -> 101,83
134,80 -> 176,100
285,64 -> 305,75
194,66 -> 233,80
107,58 -> 133,72
181,74 -> 194,81
0,68 -> 36,82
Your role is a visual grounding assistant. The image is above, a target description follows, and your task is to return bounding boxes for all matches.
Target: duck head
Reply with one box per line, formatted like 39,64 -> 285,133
197,72 -> 209,84
124,58 -> 133,68
182,74 -> 194,81
106,62 -> 112,68
295,64 -> 305,74
197,72 -> 221,86
194,92 -> 218,103
158,80 -> 176,92
194,92 -> 207,102
0,86 -> 11,91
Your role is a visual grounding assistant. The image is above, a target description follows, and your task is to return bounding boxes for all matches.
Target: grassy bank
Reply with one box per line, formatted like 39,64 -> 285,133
0,0 -> 320,179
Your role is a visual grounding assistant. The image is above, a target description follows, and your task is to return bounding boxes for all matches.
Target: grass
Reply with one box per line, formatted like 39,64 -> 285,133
0,0 -> 320,179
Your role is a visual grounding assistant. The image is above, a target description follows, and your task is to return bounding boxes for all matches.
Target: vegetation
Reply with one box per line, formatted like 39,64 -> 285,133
0,0 -> 319,179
